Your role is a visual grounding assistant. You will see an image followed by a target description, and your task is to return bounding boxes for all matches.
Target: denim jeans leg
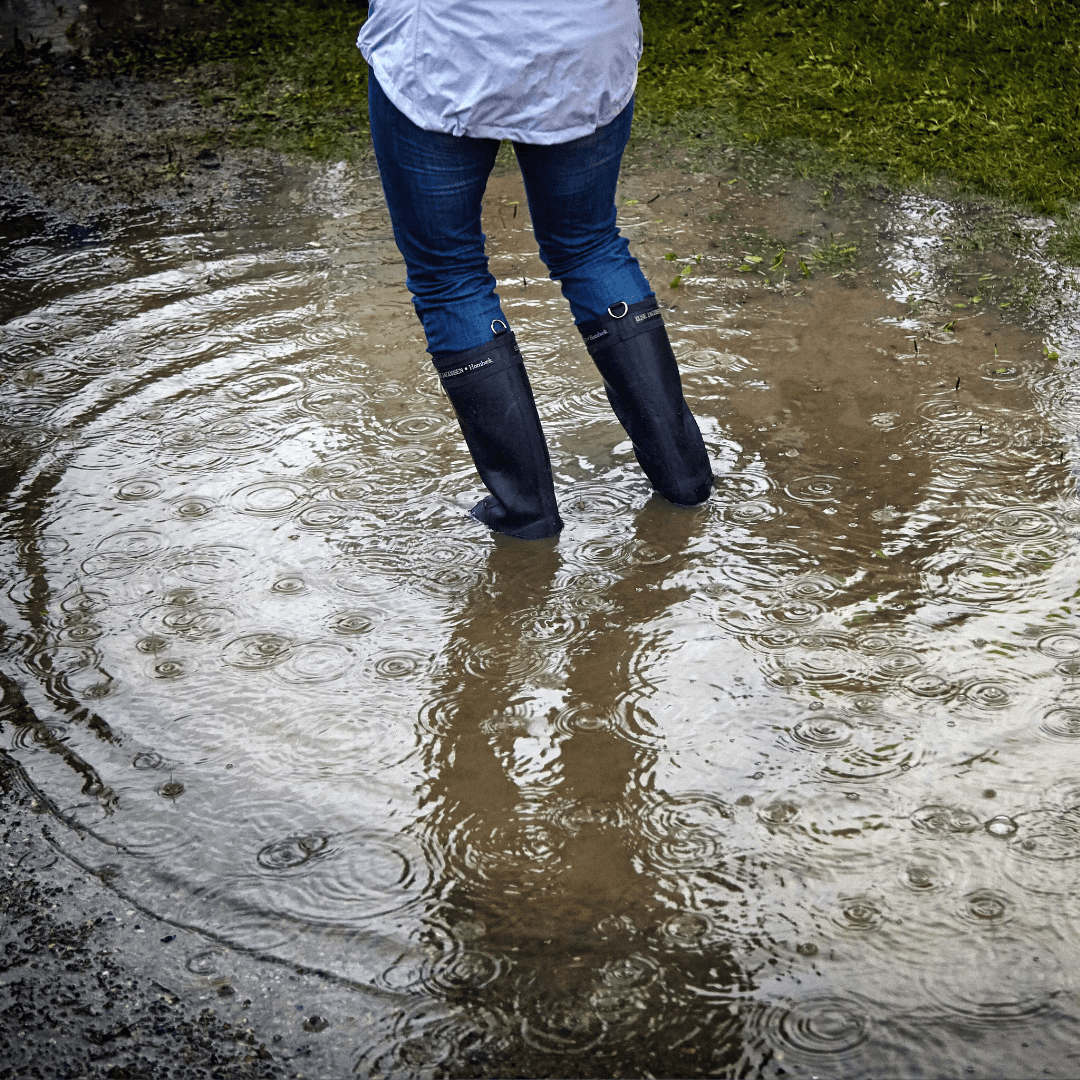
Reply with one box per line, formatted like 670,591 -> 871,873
367,73 -> 509,357
513,98 -> 653,324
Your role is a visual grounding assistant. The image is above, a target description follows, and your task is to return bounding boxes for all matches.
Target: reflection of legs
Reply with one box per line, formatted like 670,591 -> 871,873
417,506 -> 751,1069
421,539 -> 563,914
552,500 -> 702,923
368,74 -> 562,538
514,102 -> 713,506
561,496 -> 703,727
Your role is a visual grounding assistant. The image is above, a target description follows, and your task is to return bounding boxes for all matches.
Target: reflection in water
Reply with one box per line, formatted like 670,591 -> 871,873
395,505 -> 760,1076
3,166 -> 1080,1076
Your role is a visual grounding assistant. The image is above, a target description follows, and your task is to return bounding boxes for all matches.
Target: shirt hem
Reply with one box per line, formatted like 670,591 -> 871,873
362,42 -> 635,145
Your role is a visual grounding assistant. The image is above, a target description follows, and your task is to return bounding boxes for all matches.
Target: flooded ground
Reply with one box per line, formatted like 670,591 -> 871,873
3,154 -> 1080,1079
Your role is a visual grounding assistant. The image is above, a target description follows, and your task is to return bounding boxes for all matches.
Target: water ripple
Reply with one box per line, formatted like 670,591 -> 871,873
832,895 -> 886,932
766,995 -> 872,1057
787,713 -> 855,750
784,474 -> 846,504
899,849 -> 958,893
1039,633 -> 1080,659
642,792 -> 736,870
921,938 -> 1063,1026
257,834 -> 329,871
988,506 -> 1062,542
959,888 -> 1014,926
221,632 -> 295,670
246,829 -> 430,928
276,641 -> 354,684
911,804 -> 981,836
229,479 -> 310,516
922,554 -> 1035,605
1040,706 -> 1080,740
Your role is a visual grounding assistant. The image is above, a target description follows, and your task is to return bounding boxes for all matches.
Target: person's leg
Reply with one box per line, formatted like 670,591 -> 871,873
367,72 -> 505,356
368,74 -> 562,538
512,99 -> 650,324
431,331 -> 562,539
576,299 -> 712,505
514,102 -> 713,506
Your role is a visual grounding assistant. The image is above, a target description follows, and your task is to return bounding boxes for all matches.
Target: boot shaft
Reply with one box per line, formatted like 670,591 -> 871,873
433,331 -> 564,540
579,299 -> 713,507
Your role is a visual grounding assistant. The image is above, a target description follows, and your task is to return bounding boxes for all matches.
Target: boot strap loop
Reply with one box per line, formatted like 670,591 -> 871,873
580,301 -> 665,353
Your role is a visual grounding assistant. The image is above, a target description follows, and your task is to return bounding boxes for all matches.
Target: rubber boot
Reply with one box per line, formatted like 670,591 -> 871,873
433,330 -> 563,540
578,298 -> 713,506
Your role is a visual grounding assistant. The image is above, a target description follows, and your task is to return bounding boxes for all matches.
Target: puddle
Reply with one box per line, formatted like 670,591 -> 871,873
2,160 -> 1080,1077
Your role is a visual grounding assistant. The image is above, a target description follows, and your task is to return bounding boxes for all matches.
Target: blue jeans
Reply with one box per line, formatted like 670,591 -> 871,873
368,74 -> 654,358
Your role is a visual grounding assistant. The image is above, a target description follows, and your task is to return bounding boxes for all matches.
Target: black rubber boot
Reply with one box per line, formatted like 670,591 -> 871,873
433,331 -> 563,540
578,298 -> 713,506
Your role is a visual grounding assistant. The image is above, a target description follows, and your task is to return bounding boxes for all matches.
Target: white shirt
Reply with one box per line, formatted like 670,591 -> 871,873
357,0 -> 641,144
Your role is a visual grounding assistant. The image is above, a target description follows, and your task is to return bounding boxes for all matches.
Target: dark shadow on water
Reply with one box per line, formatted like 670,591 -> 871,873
408,500 -> 768,1078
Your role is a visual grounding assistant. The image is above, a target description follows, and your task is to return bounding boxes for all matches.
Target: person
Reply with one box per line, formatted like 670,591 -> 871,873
357,0 -> 713,540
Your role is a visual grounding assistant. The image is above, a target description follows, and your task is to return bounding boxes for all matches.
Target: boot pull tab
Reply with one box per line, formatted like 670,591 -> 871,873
490,319 -> 509,335
607,302 -> 629,319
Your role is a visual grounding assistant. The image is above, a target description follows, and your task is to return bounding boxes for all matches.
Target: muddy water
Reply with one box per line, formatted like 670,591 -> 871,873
2,163 -> 1080,1078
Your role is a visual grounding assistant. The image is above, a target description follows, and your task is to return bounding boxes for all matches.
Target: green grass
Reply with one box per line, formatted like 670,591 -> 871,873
638,0 -> 1080,212
7,0 -> 1080,210
67,0 -> 373,160
811,235 -> 860,271
189,0 -> 370,158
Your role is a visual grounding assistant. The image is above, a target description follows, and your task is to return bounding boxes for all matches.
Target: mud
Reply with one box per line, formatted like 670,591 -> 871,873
0,61 -> 282,221
0,0 -> 301,220
2,751 -> 367,1080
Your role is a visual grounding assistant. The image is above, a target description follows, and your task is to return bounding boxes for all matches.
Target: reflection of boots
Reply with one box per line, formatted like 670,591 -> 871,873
433,332 -> 563,540
579,299 -> 713,506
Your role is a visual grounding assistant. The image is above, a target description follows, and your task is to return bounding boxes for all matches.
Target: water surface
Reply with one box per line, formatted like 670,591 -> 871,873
2,164 -> 1080,1077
